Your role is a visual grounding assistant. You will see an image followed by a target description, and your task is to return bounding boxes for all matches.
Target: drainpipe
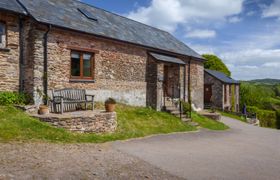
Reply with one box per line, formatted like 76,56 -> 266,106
19,15 -> 24,93
183,64 -> 186,101
188,58 -> 192,119
43,25 -> 51,105
178,64 -> 182,119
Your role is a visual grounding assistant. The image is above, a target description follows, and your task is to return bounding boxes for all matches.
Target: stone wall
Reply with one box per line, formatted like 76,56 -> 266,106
204,72 -> 223,108
146,56 -> 160,110
205,71 -> 240,112
188,61 -> 204,110
0,16 -> 205,110
33,111 -> 117,133
235,85 -> 240,112
0,12 -> 20,91
46,28 -> 147,106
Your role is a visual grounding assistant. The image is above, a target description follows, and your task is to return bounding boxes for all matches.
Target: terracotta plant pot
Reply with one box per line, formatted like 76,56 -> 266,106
39,105 -> 49,115
105,103 -> 116,112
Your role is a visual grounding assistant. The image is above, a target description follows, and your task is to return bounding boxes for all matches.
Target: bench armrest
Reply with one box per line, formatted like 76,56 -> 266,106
85,94 -> 95,97
85,94 -> 95,100
51,96 -> 64,102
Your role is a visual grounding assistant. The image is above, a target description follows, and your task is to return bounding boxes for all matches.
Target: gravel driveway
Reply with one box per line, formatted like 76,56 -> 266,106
0,143 -> 181,180
114,116 -> 280,180
0,116 -> 279,180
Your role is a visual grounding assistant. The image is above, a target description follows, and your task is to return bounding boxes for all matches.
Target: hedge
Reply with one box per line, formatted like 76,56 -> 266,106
247,106 -> 277,128
0,92 -> 30,105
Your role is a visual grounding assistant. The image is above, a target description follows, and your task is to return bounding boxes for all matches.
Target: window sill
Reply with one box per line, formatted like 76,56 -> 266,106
0,48 -> 10,52
69,79 -> 96,83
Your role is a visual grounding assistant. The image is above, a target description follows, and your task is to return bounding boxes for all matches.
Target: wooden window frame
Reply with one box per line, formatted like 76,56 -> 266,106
0,21 -> 7,48
70,50 -> 95,80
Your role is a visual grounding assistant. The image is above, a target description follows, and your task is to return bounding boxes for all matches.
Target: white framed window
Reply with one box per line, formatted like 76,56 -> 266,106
0,22 -> 6,48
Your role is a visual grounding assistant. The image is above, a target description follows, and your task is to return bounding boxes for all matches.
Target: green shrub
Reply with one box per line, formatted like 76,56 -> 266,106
247,106 -> 277,128
181,101 -> 191,117
0,92 -> 30,105
276,110 -> 280,129
105,97 -> 117,104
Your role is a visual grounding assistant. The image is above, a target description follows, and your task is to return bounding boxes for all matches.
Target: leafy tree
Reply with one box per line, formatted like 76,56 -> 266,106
202,54 -> 231,77
273,85 -> 280,97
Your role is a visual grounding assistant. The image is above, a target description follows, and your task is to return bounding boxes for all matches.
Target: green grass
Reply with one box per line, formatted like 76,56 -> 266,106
0,105 -> 196,143
192,112 -> 229,130
219,111 -> 247,123
0,104 -> 229,143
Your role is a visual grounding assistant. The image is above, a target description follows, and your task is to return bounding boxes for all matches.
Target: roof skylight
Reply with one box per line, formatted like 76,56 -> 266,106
78,8 -> 97,21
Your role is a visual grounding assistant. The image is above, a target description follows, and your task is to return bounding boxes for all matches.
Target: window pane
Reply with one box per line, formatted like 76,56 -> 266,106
71,52 -> 80,76
0,23 -> 5,45
83,54 -> 92,77
0,23 -> 5,35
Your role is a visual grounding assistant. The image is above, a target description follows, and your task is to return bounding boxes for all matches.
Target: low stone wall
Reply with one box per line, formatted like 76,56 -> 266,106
199,111 -> 221,121
32,111 -> 117,133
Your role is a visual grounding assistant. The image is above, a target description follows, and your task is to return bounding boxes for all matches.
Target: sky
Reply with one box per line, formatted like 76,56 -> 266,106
82,0 -> 280,80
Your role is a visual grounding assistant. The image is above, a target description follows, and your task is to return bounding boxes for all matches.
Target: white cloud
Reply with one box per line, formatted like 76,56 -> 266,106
262,0 -> 280,19
220,49 -> 280,80
228,16 -> 242,23
246,11 -> 255,16
127,0 -> 244,32
185,29 -> 216,39
262,62 -> 280,68
221,49 -> 280,65
190,44 -> 216,54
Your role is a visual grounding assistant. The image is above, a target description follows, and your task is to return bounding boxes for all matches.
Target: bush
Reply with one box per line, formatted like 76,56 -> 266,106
105,97 -> 117,104
247,106 -> 277,128
181,101 -> 191,113
0,92 -> 30,105
276,110 -> 280,129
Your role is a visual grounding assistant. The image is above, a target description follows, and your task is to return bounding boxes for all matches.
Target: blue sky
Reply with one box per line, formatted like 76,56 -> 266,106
82,0 -> 280,80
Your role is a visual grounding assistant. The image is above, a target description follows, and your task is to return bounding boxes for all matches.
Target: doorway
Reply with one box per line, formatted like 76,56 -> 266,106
204,84 -> 212,103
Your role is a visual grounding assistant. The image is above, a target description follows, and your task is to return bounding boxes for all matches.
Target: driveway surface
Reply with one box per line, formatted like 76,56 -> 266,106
114,116 -> 280,180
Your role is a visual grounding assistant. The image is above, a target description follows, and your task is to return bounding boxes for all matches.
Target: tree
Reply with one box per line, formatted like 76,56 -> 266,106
202,54 -> 231,77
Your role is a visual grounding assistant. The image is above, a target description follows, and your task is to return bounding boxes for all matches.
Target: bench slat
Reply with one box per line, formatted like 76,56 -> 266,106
50,88 -> 94,113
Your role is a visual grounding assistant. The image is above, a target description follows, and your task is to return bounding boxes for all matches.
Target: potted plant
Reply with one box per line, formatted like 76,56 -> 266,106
105,98 -> 117,112
36,88 -> 50,115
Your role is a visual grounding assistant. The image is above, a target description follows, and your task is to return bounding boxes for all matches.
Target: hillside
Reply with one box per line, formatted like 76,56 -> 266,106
246,79 -> 280,85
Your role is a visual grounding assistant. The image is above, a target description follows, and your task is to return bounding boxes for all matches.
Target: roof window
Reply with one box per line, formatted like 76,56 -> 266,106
78,8 -> 98,21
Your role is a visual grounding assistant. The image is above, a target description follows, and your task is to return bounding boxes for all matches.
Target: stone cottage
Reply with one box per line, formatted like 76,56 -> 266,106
0,0 -> 205,111
204,69 -> 240,112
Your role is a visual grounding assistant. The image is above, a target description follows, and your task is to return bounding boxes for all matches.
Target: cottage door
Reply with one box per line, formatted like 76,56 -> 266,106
204,85 -> 212,103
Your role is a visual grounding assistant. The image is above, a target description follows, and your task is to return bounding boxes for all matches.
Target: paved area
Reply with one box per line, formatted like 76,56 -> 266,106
0,143 -> 181,180
114,116 -> 280,180
0,117 -> 279,180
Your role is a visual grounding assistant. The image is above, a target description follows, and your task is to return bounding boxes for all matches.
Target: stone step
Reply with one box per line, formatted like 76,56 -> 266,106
181,118 -> 191,122
187,121 -> 199,126
165,106 -> 178,110
171,111 -> 181,115
175,114 -> 187,118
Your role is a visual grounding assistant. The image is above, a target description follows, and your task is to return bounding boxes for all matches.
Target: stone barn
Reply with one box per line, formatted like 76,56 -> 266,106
0,0 -> 205,112
204,69 -> 240,112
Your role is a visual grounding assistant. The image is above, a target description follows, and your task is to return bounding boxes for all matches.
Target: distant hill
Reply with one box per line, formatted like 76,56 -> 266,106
245,79 -> 280,85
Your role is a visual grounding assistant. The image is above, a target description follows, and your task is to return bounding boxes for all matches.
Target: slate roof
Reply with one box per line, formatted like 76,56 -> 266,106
150,53 -> 186,65
0,0 -> 27,15
205,69 -> 240,84
10,0 -> 202,59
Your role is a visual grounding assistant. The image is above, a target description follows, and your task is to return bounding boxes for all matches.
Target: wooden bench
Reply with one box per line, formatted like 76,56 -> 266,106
50,89 -> 95,114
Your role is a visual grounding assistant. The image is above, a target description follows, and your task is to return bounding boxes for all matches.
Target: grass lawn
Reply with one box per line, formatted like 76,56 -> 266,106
219,111 -> 247,123
0,104 -> 229,143
0,105 -> 196,143
192,112 -> 229,130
